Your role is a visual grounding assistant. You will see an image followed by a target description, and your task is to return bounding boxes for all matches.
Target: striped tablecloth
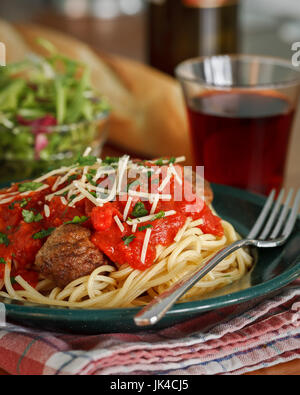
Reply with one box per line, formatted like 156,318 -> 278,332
0,279 -> 299,375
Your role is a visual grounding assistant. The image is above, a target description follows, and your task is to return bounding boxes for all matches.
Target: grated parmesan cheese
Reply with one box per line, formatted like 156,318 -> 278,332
73,181 -> 103,207
114,215 -> 125,233
83,147 -> 92,157
0,155 -> 188,242
128,190 -> 171,201
126,210 -> 176,225
0,196 -> 15,204
34,166 -> 72,183
56,168 -> 78,188
150,196 -> 159,215
44,204 -> 50,218
123,196 -> 132,221
141,228 -> 152,264
68,194 -> 85,207
60,196 -> 68,206
33,184 -> 49,193
158,171 -> 172,192
46,184 -> 72,201
52,176 -> 62,191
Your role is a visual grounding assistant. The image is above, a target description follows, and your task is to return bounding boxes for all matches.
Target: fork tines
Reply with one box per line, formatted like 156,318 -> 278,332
248,189 -> 300,241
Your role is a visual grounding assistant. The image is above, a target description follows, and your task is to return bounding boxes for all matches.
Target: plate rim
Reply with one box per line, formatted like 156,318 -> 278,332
1,183 -> 300,321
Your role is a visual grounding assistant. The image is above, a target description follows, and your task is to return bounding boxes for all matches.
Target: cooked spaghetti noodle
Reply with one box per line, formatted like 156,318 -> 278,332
0,153 -> 253,308
0,219 -> 252,308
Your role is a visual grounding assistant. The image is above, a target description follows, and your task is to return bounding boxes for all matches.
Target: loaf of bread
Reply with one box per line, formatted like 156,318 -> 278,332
0,20 -> 192,163
0,19 -> 31,63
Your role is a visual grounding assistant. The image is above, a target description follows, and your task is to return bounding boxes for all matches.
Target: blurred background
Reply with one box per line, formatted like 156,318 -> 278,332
1,0 -> 300,61
0,0 -> 299,190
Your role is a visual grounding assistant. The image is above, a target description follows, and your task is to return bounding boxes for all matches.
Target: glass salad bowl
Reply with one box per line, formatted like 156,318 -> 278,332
0,39 -> 111,182
0,111 -> 110,183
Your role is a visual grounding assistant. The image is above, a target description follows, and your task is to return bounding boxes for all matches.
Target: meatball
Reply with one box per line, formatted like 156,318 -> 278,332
35,224 -> 108,288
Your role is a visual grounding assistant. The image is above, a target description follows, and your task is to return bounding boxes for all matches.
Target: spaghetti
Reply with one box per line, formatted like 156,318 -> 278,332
0,153 -> 253,308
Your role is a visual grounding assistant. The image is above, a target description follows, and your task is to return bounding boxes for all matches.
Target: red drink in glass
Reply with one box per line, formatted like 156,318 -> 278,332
176,55 -> 300,195
187,90 -> 295,195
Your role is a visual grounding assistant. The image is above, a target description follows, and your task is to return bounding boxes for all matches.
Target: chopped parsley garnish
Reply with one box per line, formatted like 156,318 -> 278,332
151,211 -> 165,221
89,191 -> 97,198
0,233 -> 10,246
77,154 -> 97,167
122,234 -> 136,246
18,182 -> 44,193
102,156 -> 119,165
155,158 -> 164,166
155,157 -> 176,166
88,168 -> 97,176
64,215 -> 89,225
138,224 -> 153,232
9,198 -> 31,210
132,202 -> 148,218
20,198 -> 31,207
32,228 -> 55,240
67,174 -> 78,184
86,173 -> 97,186
22,209 -> 43,223
0,258 -> 6,264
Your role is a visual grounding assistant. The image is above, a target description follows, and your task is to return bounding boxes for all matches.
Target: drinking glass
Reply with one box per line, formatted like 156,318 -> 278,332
176,55 -> 300,195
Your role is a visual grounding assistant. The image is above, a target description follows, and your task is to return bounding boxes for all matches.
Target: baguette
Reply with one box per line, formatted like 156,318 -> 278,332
0,19 -> 31,63
3,21 -> 192,163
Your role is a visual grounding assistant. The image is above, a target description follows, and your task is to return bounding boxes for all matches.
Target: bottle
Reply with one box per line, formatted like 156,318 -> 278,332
146,0 -> 240,75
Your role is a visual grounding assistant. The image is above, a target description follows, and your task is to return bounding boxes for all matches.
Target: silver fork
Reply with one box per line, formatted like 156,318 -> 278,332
134,188 -> 300,327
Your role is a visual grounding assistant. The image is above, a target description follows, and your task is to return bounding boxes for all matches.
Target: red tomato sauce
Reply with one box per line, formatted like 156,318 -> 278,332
90,170 -> 223,270
0,163 -> 224,287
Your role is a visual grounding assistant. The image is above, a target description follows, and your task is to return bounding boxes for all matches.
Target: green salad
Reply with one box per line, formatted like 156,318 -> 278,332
0,38 -> 110,182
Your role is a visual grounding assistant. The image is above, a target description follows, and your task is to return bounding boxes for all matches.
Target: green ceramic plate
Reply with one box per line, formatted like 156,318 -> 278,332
1,184 -> 299,334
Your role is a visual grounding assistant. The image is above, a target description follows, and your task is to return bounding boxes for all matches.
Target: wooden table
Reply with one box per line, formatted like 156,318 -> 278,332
0,9 -> 299,376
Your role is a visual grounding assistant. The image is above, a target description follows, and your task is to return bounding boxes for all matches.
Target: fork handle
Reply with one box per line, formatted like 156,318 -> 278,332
134,239 -> 253,327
